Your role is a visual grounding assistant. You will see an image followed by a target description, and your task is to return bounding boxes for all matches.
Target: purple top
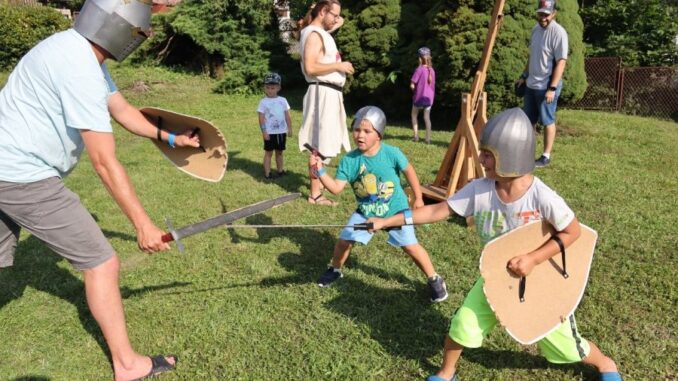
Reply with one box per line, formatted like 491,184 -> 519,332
411,65 -> 436,107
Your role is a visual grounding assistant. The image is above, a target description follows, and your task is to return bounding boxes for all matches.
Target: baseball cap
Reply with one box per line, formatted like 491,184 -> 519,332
537,0 -> 556,14
264,72 -> 281,85
417,46 -> 431,57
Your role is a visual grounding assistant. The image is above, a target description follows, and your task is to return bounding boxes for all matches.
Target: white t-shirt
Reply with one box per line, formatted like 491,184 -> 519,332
0,29 -> 116,182
448,177 -> 575,245
257,96 -> 290,134
527,20 -> 569,90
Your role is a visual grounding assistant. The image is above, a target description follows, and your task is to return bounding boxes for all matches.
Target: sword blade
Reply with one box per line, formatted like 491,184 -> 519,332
224,223 -> 373,230
162,193 -> 301,244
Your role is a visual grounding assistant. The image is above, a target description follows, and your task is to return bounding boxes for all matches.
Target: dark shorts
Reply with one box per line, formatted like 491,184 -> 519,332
0,177 -> 115,270
523,82 -> 562,126
264,133 -> 287,152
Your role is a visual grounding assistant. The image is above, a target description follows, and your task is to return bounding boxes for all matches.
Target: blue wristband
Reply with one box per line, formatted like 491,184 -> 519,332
316,167 -> 327,177
168,133 -> 176,148
403,209 -> 413,225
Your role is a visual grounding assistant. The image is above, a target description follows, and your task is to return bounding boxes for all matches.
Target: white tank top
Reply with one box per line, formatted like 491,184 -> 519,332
299,25 -> 346,87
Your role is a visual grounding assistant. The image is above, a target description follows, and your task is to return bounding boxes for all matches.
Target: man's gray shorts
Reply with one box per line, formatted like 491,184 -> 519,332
0,177 -> 115,270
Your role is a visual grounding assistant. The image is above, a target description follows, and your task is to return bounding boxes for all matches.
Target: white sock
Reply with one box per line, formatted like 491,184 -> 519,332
542,153 -> 551,159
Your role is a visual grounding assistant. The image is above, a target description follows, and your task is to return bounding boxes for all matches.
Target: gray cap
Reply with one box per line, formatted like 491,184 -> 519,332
352,106 -> 387,136
480,108 -> 535,177
537,0 -> 556,14
418,46 -> 431,57
74,0 -> 152,61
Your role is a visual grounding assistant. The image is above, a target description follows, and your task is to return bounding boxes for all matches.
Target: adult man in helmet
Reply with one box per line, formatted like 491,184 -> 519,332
515,0 -> 569,168
0,0 -> 198,378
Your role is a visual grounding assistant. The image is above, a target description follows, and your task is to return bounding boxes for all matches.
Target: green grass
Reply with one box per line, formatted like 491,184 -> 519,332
0,64 -> 676,380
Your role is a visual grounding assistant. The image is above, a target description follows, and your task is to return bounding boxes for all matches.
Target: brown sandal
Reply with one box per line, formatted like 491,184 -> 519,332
308,194 -> 338,206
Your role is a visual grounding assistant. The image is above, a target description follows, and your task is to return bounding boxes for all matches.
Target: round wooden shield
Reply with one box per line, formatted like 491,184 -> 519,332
479,220 -> 597,345
141,107 -> 228,182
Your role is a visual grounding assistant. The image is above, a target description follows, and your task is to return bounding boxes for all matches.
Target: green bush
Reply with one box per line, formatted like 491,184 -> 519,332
0,4 -> 70,70
331,0 -> 587,121
132,0 -> 280,94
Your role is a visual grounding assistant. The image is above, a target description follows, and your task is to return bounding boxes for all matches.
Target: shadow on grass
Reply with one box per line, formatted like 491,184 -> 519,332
0,236 -> 189,370
240,220 -> 450,364
11,377 -> 51,381
226,150 -> 309,196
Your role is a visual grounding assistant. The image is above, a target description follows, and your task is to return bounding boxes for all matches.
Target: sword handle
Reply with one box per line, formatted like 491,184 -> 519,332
304,143 -> 327,160
353,222 -> 374,231
161,233 -> 174,242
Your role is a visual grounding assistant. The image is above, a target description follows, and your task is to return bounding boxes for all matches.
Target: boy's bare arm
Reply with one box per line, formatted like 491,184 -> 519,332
369,201 -> 453,231
402,163 -> 424,209
507,217 -> 582,277
285,110 -> 293,137
309,154 -> 347,194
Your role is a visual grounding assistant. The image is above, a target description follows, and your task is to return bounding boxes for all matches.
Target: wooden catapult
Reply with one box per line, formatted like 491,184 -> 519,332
419,0 -> 506,202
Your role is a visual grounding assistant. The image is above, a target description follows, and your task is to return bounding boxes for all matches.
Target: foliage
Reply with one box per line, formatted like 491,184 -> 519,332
0,65 -> 676,380
325,0 -> 587,121
0,4 -> 70,70
580,0 -> 678,67
132,0 -> 280,94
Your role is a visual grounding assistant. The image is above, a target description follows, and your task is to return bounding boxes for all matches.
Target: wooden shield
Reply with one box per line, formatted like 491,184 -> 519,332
479,220 -> 597,345
141,107 -> 228,182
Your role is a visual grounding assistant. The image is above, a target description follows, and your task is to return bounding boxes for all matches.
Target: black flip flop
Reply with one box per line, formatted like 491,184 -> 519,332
132,355 -> 178,380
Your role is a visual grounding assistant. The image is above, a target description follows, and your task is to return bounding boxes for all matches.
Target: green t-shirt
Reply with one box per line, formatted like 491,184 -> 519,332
336,143 -> 410,217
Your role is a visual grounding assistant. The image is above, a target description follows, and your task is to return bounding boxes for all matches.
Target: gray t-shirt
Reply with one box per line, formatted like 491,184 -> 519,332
527,20 -> 568,90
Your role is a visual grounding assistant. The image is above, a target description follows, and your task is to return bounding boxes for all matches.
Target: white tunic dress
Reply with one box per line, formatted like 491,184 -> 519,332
298,25 -> 351,158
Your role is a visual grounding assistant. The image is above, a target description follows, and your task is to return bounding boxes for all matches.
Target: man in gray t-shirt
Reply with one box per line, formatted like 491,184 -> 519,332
515,0 -> 568,168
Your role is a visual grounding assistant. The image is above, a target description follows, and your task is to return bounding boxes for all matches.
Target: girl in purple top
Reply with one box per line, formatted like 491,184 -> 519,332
410,46 -> 436,144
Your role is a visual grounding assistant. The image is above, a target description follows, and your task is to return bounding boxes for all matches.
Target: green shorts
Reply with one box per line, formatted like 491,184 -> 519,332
448,278 -> 591,364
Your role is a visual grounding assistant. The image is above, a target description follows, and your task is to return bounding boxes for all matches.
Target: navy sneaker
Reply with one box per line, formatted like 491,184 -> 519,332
428,275 -> 449,303
317,267 -> 343,287
535,155 -> 551,168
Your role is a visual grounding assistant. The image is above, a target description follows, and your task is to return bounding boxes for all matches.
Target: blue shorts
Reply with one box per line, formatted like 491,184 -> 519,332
339,212 -> 418,247
523,82 -> 562,126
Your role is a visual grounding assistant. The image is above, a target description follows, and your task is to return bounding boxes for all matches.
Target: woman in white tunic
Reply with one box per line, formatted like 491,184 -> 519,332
298,0 -> 354,205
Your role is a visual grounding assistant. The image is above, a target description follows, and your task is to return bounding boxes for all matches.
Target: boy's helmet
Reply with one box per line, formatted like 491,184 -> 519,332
74,0 -> 152,62
264,72 -> 282,85
352,106 -> 386,137
418,46 -> 431,57
480,108 -> 535,177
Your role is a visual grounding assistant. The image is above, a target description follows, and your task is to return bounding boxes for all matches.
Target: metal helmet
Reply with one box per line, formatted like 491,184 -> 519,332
352,106 -> 387,137
480,108 -> 535,177
74,0 -> 152,62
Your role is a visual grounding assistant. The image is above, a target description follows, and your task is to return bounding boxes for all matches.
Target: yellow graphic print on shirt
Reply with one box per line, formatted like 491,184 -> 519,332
352,164 -> 396,217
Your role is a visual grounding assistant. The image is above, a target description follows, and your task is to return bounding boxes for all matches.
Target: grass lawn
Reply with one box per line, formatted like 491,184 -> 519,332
0,64 -> 675,381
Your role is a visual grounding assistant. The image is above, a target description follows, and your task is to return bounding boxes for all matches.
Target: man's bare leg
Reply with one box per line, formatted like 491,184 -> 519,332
83,255 -> 175,381
543,123 -> 556,155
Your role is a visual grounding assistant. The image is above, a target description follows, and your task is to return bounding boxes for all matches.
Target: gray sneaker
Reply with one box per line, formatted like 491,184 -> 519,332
535,155 -> 551,167
318,267 -> 343,287
428,275 -> 448,303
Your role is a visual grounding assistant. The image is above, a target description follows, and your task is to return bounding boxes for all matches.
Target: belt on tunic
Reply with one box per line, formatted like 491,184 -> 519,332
310,81 -> 343,92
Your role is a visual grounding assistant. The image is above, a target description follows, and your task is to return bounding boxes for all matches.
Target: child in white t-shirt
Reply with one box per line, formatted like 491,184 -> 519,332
257,73 -> 293,179
369,108 -> 622,381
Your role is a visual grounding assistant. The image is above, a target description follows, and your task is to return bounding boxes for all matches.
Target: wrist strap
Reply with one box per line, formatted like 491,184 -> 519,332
403,209 -> 413,225
157,127 -> 163,142
521,72 -> 528,80
550,234 -> 568,278
168,133 -> 176,148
